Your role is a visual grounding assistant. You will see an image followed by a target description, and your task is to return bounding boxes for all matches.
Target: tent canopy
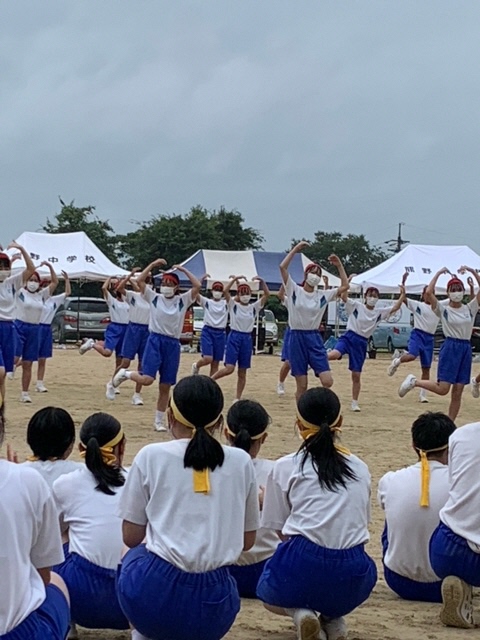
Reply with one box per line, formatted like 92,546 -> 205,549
351,244 -> 480,294
10,231 -> 129,281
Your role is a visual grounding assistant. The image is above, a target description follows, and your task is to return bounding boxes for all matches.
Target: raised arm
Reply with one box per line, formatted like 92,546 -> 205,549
253,276 -> 270,306
7,241 -> 35,283
40,261 -> 59,295
136,258 -> 167,293
102,276 -> 112,301
459,266 -> 480,304
224,275 -> 246,303
61,271 -> 71,297
467,276 -> 475,302
279,241 -> 310,285
171,265 -> 202,298
277,283 -> 285,303
424,268 -> 449,311
387,284 -> 406,316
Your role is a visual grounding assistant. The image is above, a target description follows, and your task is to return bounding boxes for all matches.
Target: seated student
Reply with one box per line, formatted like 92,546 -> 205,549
378,412 -> 455,602
117,375 -> 260,640
257,388 -> 376,640
23,407 -> 82,488
429,421 -> 480,629
52,413 -> 129,633
225,400 -> 280,598
0,401 -> 71,640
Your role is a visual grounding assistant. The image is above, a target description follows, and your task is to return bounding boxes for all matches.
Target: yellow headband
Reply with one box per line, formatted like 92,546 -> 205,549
417,444 -> 449,507
296,411 -> 350,456
79,428 -> 124,467
225,426 -> 267,441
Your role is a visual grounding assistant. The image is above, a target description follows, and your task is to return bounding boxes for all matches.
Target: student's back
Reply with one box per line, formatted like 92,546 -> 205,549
24,459 -> 82,489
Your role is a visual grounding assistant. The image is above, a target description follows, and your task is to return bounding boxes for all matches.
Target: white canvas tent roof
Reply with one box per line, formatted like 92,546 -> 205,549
9,231 -> 128,281
351,244 -> 480,294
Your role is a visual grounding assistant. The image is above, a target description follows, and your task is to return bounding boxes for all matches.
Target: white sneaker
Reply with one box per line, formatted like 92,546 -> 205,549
351,400 -> 361,412
191,362 -> 199,375
35,382 -> 48,393
471,377 -> 480,399
131,393 -> 144,406
387,357 -> 401,377
321,616 -> 348,640
112,368 -> 129,388
6,371 -> 14,380
154,420 -> 167,432
277,382 -> 285,396
114,387 -> 120,395
105,381 -> 116,401
20,392 -> 32,403
440,576 -> 474,628
79,338 -> 95,355
68,623 -> 79,640
398,374 -> 417,398
419,390 -> 429,403
392,349 -> 400,360
292,609 -> 322,640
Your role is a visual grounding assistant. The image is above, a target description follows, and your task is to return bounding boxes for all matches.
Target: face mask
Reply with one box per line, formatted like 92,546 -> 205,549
366,296 -> 378,307
449,291 -> 464,302
0,270 -> 11,282
27,281 -> 39,293
240,295 -> 250,304
306,273 -> 321,287
161,286 -> 175,298
212,291 -> 223,300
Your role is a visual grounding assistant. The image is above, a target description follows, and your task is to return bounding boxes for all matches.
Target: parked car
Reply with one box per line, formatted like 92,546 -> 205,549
180,306 -> 194,346
368,305 -> 413,353
51,297 -> 110,343
262,309 -> 279,348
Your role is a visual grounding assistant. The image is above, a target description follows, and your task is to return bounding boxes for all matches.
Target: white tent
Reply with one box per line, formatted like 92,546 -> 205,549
9,231 -> 128,280
351,244 -> 480,294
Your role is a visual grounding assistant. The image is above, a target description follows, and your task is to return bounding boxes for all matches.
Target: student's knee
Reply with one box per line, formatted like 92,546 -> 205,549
295,376 -> 308,394
451,384 -> 464,399
237,368 -> 247,380
23,361 -> 33,371
50,572 -> 70,606
142,376 -> 155,386
203,355 -> 213,364
224,364 -> 235,375
437,383 -> 451,396
351,371 -> 361,383
319,372 -> 334,388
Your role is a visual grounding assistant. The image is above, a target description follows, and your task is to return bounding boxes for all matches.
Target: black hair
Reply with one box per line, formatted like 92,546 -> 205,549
411,412 -> 456,455
27,407 -> 75,460
298,387 -> 356,491
80,413 -> 125,495
174,376 -> 225,473
227,399 -> 270,453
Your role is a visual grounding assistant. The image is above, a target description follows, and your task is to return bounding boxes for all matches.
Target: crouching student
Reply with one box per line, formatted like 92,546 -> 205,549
429,421 -> 480,629
378,412 -> 455,602
52,413 -> 129,633
0,402 -> 70,640
225,400 -> 280,598
117,375 -> 260,640
257,388 -> 376,640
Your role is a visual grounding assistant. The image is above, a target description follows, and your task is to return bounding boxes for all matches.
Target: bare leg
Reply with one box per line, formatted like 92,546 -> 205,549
318,370 -> 334,389
294,374 -> 308,403
195,355 -> 213,372
37,358 -> 46,382
421,367 -> 430,380
448,384 -> 464,422
128,372 -> 155,387
209,361 -> 220,376
157,383 -> 171,412
236,368 -> 247,400
50,572 -> 70,605
211,364 -> 235,381
399,352 -> 416,364
0,367 -> 5,406
415,380 -> 450,396
22,361 -> 33,393
279,361 -> 290,383
351,371 -> 361,401
92,342 -> 113,357
327,349 -> 342,361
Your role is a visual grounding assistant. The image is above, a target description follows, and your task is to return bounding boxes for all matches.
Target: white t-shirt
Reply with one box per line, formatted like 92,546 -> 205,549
435,298 -> 478,340
15,286 -> 51,324
39,293 -> 66,325
345,299 -> 394,338
378,461 -> 449,582
440,422 -> 480,547
198,295 -> 228,329
406,299 -> 439,335
23,459 -> 83,489
262,451 -> 371,549
0,461 -> 64,635
0,273 -> 23,321
106,291 -> 129,325
285,275 -> 337,330
235,458 -> 280,566
119,439 -> 260,573
53,465 -> 127,570
144,288 -> 194,338
125,290 -> 150,325
228,298 -> 263,333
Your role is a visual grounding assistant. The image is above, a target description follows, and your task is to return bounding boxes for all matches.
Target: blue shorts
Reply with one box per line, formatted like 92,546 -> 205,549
289,330 -> 330,377
14,320 -> 39,362
334,330 -> 368,373
55,548 -> 128,630
429,523 -> 480,587
224,330 -> 252,369
437,337 -> 472,385
117,545 -> 240,640
257,535 -> 377,618
407,329 -> 434,369
281,327 -> 291,362
0,320 -> 16,372
104,322 -> 128,355
200,325 -> 226,362
141,332 -> 180,384
120,322 -> 149,362
1,584 -> 70,640
38,324 -> 53,360
227,559 -> 269,599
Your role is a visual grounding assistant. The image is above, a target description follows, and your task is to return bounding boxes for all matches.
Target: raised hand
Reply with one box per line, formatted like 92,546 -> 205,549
328,254 -> 341,266
294,241 -> 310,252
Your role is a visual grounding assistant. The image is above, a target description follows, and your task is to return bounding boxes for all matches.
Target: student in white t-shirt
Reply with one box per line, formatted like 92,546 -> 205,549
52,412 -> 129,632
257,387 -> 376,640
276,284 -> 291,396
113,259 -> 201,431
117,375 -> 259,640
192,279 -> 228,377
328,285 -> 404,412
224,399 -> 280,598
36,271 -> 71,393
378,411 -> 455,603
15,262 -> 59,404
0,402 -> 71,640
399,267 -> 480,421
279,241 -> 349,402
212,276 -> 270,402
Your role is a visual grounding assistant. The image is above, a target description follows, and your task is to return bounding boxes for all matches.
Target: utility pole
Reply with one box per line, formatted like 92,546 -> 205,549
385,222 -> 409,253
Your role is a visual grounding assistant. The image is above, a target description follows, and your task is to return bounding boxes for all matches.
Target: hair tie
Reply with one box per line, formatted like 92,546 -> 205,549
296,411 -> 350,455
80,428 -> 124,467
225,426 -> 268,441
416,444 -> 449,507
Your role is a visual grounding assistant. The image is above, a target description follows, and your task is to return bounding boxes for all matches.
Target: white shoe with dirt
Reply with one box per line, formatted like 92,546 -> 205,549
191,362 -> 199,375
292,609 -> 323,640
398,374 -> 416,398
439,576 -> 475,628
470,377 -> 480,399
387,357 -> 401,377
105,382 -> 116,401
20,392 -> 32,403
79,338 -> 95,355
321,616 -> 348,640
35,382 -> 48,393
131,393 -> 144,406
277,382 -> 285,396
351,400 -> 361,412
112,368 -> 129,388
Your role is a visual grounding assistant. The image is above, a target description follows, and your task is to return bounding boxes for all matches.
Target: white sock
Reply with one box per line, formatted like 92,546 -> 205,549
131,630 -> 150,640
125,370 -> 132,379
155,410 -> 165,424
37,380 -> 43,385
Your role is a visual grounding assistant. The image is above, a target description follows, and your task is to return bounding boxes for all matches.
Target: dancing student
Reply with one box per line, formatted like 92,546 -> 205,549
328,284 -> 405,412
280,241 -> 348,402
113,260 -> 201,431
36,271 -> 71,393
52,412 -> 129,633
257,388 -> 376,640
399,266 -> 480,421
388,272 -> 440,403
429,421 -> 480,629
378,412 -> 455,603
191,279 -> 228,377
23,406 -> 82,488
276,284 -> 291,396
212,276 -> 270,402
117,375 -> 259,640
15,262 -> 58,403
0,401 -> 70,640
224,400 -> 280,598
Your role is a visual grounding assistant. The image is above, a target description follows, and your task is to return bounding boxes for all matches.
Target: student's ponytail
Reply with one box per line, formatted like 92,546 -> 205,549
226,399 -> 270,454
80,413 -> 125,496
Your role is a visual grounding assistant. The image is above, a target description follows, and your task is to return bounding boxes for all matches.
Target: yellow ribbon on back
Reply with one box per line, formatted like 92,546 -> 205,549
296,411 -> 351,456
79,428 -> 124,467
417,445 -> 448,507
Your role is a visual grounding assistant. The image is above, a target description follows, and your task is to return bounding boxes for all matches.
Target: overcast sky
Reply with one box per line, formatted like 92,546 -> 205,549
2,1 -> 480,255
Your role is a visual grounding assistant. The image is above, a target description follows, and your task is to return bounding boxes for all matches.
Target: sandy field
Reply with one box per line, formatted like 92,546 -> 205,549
3,347 -> 479,640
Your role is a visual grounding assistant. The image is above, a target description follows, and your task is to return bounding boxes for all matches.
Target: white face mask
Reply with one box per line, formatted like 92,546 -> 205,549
239,295 -> 250,304
212,290 -> 223,300
27,281 -> 39,293
0,270 -> 11,282
449,291 -> 464,302
366,296 -> 378,307
306,273 -> 321,287
160,286 -> 175,298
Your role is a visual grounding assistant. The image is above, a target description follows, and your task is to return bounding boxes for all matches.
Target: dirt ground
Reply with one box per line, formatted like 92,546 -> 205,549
3,347 -> 479,639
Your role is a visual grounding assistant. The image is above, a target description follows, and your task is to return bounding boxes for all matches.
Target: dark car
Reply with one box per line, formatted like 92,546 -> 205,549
51,297 -> 110,343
